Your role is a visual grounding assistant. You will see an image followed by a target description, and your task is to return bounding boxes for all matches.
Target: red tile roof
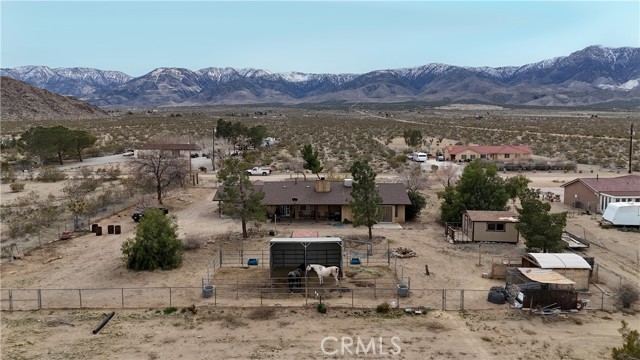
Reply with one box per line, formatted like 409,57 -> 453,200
561,175 -> 640,196
446,145 -> 532,155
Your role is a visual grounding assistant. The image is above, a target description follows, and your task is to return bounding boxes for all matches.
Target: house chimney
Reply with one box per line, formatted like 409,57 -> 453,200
315,179 -> 331,193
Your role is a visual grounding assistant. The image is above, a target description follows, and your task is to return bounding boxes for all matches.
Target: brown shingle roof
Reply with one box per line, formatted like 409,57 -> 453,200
561,175 -> 640,196
139,143 -> 202,151
465,210 -> 519,222
213,181 -> 411,205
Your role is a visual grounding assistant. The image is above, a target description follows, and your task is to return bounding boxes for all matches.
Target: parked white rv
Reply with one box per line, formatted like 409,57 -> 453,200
602,202 -> 640,226
411,152 -> 427,162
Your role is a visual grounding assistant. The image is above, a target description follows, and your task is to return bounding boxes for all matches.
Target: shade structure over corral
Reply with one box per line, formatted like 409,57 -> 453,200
269,237 -> 343,278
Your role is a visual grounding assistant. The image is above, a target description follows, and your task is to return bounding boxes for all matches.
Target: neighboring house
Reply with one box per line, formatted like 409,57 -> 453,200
560,174 -> 640,213
137,143 -> 202,158
461,210 -> 520,243
262,137 -> 277,147
521,253 -> 592,291
213,179 -> 412,223
444,145 -> 532,162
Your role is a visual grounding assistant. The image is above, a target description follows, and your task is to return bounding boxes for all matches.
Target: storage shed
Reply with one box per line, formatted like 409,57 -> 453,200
461,210 -> 520,243
521,253 -> 592,291
269,237 -> 343,278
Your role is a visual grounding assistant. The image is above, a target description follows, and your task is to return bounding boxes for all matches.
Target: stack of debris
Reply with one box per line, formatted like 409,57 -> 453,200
391,247 -> 417,258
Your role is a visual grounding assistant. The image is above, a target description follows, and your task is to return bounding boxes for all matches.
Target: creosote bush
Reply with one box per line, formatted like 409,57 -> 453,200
9,182 -> 25,192
615,283 -> 640,309
376,302 -> 391,314
36,168 -> 67,182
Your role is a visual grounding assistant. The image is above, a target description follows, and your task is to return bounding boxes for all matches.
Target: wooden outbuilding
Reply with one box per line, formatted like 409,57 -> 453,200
461,210 -> 520,243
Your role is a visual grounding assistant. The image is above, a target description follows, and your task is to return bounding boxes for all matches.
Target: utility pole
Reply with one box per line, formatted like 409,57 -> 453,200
629,123 -> 635,174
212,126 -> 217,171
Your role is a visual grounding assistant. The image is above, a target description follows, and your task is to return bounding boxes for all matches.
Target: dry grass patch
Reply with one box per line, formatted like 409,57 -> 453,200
247,307 -> 278,320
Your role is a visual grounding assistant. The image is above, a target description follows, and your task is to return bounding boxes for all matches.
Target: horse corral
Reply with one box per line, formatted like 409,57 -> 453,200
210,263 -> 402,305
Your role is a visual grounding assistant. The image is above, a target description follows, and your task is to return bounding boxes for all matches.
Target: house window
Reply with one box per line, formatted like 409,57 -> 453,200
299,205 -> 314,211
395,206 -> 398,217
470,154 -> 476,160
480,154 -> 487,159
461,154 -> 467,160
504,154 -> 510,159
487,223 -> 505,232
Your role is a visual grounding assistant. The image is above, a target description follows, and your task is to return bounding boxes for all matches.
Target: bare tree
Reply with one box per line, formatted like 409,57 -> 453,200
434,164 -> 461,187
131,151 -> 189,205
397,163 -> 429,191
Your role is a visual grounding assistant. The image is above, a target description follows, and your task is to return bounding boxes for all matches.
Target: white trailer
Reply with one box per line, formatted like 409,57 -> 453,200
602,202 -> 640,226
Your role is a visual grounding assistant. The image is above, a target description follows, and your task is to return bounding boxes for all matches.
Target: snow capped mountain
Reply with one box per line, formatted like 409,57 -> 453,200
2,45 -> 638,107
0,66 -> 131,98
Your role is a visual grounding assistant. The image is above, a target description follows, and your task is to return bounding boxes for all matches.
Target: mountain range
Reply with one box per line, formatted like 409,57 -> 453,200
1,45 -> 639,108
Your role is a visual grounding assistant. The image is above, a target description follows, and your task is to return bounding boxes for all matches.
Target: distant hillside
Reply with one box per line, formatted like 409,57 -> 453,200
0,76 -> 109,121
2,45 -> 639,107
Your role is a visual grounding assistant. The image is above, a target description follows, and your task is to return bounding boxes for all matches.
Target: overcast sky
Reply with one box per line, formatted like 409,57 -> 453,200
1,1 -> 638,76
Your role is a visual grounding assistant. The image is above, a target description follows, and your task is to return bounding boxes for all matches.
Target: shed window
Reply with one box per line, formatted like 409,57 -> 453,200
487,223 -> 505,232
504,154 -> 510,159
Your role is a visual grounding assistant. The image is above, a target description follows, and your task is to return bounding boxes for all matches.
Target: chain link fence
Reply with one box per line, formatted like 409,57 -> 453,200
1,285 -> 612,312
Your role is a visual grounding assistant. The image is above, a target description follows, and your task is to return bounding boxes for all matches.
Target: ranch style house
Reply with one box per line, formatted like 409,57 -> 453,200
213,179 -> 412,223
560,174 -> 640,213
444,145 -> 532,163
137,143 -> 202,157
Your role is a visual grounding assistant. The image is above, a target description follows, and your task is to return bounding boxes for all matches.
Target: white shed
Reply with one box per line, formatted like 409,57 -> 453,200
602,202 -> 640,226
269,237 -> 343,278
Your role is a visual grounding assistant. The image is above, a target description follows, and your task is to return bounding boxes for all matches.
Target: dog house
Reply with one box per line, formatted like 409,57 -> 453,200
269,237 -> 343,278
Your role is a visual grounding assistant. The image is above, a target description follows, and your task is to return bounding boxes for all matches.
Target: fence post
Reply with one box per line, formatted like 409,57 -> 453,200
236,279 -> 239,300
460,290 -> 464,311
374,278 -> 377,299
214,286 -> 217,306
601,291 -> 604,310
387,240 -> 390,265
9,289 -> 13,311
38,289 -> 42,310
352,290 -> 354,308
442,289 -> 446,311
122,288 -> 125,308
169,287 -> 172,307
79,289 -> 83,309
